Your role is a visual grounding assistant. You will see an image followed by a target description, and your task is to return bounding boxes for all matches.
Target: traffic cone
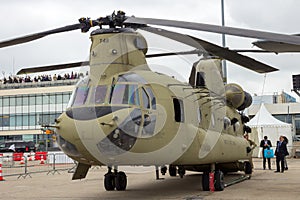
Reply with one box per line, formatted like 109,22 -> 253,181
28,153 -> 33,161
20,157 -> 25,165
28,156 -> 32,161
0,153 -> 4,181
0,164 -> 4,181
40,156 -> 45,164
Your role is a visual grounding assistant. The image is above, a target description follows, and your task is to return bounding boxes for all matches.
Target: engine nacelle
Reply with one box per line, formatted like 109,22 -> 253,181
224,83 -> 252,110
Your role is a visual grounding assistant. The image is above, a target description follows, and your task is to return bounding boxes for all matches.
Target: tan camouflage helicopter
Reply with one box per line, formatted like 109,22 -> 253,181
1,11 -> 299,191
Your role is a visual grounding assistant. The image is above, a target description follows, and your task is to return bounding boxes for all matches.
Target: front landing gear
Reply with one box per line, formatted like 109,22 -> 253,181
104,168 -> 127,191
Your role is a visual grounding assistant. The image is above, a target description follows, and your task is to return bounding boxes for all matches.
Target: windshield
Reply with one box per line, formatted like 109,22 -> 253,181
90,85 -> 107,104
110,84 -> 140,106
68,76 -> 90,107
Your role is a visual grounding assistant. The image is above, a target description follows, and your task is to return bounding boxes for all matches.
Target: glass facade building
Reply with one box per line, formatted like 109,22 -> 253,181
0,80 -> 76,146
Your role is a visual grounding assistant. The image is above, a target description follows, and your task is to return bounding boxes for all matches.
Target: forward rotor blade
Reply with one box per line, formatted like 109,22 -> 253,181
140,26 -> 278,73
126,17 -> 300,46
0,23 -> 83,48
17,61 -> 89,75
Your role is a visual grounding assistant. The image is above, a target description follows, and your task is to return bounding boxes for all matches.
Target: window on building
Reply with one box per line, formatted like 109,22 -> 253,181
22,114 -> 29,126
63,93 -> 70,104
23,96 -> 29,106
50,95 -> 56,104
56,94 -> 63,104
36,96 -> 42,105
0,116 -> 10,127
9,97 -> 15,106
3,97 -> 9,106
29,114 -> 36,126
29,95 -> 36,106
16,115 -> 22,127
16,97 -> 22,106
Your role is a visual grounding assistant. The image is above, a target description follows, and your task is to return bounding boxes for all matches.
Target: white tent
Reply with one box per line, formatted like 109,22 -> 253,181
247,104 -> 293,158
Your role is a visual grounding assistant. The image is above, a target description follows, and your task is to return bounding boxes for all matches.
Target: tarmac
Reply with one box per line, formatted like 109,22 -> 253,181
0,158 -> 300,200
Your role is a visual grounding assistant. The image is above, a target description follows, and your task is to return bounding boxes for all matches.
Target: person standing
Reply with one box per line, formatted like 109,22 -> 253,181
244,133 -> 257,169
275,136 -> 288,173
282,136 -> 289,170
260,136 -> 272,170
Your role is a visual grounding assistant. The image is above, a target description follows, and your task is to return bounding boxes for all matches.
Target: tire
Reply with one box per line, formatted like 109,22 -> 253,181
202,172 -> 210,191
104,173 -> 115,191
115,171 -> 127,191
214,171 -> 225,191
169,165 -> 177,177
244,161 -> 252,175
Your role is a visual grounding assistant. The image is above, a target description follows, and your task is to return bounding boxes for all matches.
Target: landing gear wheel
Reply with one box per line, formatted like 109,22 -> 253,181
115,171 -> 127,191
104,173 -> 115,191
202,172 -> 210,191
244,161 -> 252,175
169,165 -> 177,177
214,170 -> 225,191
178,167 -> 186,178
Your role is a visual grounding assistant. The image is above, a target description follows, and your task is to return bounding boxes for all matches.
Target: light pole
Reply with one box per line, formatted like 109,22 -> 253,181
221,0 -> 227,83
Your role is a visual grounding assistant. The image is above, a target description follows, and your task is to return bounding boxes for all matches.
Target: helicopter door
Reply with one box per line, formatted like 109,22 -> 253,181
140,87 -> 157,138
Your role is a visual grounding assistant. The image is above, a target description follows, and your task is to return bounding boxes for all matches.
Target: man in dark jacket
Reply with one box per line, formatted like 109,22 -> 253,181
274,136 -> 288,173
260,136 -> 272,170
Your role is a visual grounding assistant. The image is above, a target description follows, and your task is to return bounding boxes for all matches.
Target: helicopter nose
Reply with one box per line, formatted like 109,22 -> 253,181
97,108 -> 142,156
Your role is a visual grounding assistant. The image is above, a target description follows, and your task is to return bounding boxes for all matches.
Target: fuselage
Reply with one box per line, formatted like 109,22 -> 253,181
54,28 -> 251,169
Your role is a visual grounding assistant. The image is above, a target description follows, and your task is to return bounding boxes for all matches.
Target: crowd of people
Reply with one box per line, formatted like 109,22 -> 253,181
0,71 -> 83,85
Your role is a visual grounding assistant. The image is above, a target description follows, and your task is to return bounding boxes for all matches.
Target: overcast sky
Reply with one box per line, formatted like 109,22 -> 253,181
0,0 -> 300,100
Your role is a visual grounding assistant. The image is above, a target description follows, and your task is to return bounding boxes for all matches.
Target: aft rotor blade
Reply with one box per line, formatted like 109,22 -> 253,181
146,49 -> 203,58
140,26 -> 278,73
0,23 -> 83,48
17,61 -> 89,75
126,17 -> 300,46
253,40 -> 300,53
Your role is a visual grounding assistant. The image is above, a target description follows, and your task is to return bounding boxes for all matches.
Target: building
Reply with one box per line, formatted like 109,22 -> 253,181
0,79 -> 77,150
252,91 -> 296,105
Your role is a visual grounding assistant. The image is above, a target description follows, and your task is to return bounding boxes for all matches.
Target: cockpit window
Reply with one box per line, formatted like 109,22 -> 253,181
90,85 -> 107,104
145,87 -> 156,110
110,84 -> 140,106
73,86 -> 89,106
117,72 -> 147,84
68,76 -> 90,107
141,88 -> 150,109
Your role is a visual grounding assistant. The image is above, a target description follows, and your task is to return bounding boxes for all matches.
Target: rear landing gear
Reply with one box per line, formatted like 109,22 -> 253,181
202,170 -> 225,191
104,167 -> 127,191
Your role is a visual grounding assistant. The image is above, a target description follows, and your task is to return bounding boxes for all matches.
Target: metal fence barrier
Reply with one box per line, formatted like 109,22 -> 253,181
0,152 -> 76,179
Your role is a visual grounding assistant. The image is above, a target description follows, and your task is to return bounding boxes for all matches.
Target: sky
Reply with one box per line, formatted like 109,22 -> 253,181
0,0 -> 300,100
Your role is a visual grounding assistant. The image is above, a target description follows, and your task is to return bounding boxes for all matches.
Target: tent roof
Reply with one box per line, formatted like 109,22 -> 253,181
248,103 -> 291,127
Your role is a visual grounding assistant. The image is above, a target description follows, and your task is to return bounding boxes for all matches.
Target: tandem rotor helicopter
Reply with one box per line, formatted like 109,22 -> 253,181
1,11 -> 300,191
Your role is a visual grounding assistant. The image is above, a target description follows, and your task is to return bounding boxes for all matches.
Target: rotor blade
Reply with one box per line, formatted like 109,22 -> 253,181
0,23 -> 83,48
140,26 -> 278,73
253,40 -> 300,53
125,17 -> 300,46
17,61 -> 89,75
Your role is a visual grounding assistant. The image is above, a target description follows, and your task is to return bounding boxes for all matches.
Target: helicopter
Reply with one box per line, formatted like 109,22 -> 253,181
1,11 -> 299,191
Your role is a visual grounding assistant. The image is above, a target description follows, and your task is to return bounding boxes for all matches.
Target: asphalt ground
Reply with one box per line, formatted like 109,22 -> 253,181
0,158 -> 300,200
